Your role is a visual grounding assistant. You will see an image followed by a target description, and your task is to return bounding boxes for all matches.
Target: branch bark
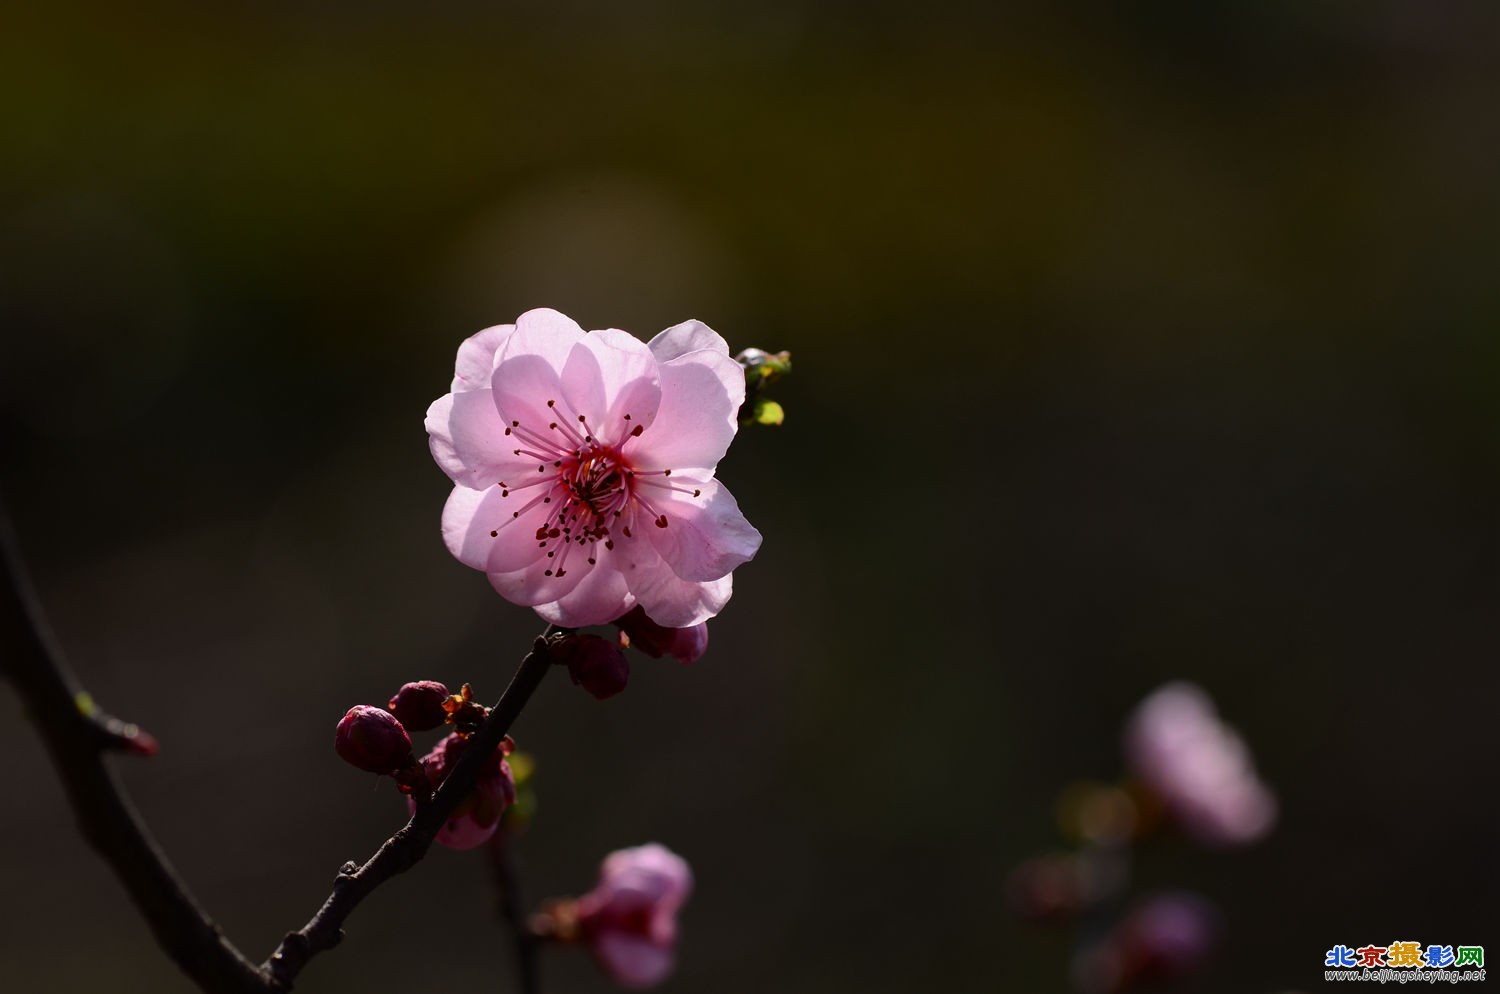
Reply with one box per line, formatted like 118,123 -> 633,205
1,507 -> 554,993
0,511 -> 271,994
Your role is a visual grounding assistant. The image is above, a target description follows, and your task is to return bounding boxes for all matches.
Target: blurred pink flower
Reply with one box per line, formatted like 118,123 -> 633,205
1124,682 -> 1277,846
577,843 -> 693,989
409,731 -> 516,851
614,605 -> 710,664
1076,892 -> 1221,994
427,309 -> 761,628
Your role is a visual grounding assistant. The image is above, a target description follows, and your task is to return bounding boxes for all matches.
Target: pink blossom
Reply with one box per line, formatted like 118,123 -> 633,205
1124,682 -> 1277,847
426,309 -> 761,628
577,843 -> 693,989
614,605 -> 710,664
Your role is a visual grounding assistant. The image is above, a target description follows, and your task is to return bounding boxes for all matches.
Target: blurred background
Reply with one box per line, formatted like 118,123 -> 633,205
3,2 -> 1498,991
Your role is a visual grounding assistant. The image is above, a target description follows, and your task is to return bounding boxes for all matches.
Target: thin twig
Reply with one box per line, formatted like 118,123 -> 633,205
2,503 -> 557,993
489,829 -> 542,994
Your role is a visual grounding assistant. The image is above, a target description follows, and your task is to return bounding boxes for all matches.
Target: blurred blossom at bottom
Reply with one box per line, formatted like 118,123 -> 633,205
1074,892 -> 1221,994
577,844 -> 693,989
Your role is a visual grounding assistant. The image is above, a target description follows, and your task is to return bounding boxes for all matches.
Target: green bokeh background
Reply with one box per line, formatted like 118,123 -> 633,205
3,3 -> 1498,992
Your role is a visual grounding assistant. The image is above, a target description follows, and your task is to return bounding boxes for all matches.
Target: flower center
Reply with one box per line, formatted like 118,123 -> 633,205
489,397 -> 701,580
563,449 -> 628,522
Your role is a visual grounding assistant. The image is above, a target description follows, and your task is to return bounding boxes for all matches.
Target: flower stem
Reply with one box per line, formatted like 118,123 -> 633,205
490,828 -> 542,994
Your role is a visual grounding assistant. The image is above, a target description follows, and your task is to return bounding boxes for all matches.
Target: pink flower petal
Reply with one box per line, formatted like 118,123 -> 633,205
442,485 -> 556,574
647,319 -> 729,363
580,844 -> 692,988
491,352 -> 568,441
592,934 -> 675,989
632,348 -> 744,475
598,844 -> 695,904
534,547 -> 636,627
407,798 -> 499,851
452,324 -> 515,392
510,307 -> 587,363
427,390 -> 539,489
590,329 -> 666,433
491,308 -> 588,430
560,332 -> 661,444
488,552 -> 593,608
629,561 -> 733,629
608,524 -> 733,627
640,478 -> 761,583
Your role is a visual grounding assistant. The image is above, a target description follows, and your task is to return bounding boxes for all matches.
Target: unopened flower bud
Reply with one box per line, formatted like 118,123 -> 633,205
614,606 -> 709,665
388,680 -> 451,731
735,347 -> 792,388
411,731 -> 517,850
553,634 -> 630,700
335,705 -> 412,775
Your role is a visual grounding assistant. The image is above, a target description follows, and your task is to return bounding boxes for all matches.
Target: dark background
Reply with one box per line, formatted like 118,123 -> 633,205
3,3 -> 1498,992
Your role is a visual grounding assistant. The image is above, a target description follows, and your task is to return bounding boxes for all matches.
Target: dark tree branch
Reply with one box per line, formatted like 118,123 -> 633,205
0,511 -> 271,994
1,505 -> 556,993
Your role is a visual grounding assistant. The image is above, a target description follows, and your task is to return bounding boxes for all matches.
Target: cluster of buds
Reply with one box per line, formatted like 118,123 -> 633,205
735,347 -> 792,426
334,679 -> 519,850
1008,683 -> 1274,992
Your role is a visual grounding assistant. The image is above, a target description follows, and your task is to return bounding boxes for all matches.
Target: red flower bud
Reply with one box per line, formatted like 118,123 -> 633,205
413,731 -> 517,850
334,705 -> 412,774
553,634 -> 630,700
388,680 -> 451,731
